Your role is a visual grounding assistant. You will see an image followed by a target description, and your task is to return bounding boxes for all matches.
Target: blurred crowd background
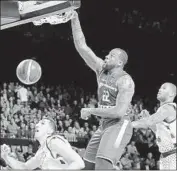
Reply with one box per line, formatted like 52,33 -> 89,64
1,82 -> 161,170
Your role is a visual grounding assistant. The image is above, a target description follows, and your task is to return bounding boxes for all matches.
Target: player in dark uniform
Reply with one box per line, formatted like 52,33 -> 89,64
71,11 -> 135,170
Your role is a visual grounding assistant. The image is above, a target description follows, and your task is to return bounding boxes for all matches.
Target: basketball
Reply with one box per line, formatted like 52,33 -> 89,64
16,59 -> 42,85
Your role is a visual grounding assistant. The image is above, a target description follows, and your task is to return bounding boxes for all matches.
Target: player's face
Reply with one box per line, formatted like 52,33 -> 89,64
34,119 -> 51,140
157,84 -> 171,101
103,49 -> 122,70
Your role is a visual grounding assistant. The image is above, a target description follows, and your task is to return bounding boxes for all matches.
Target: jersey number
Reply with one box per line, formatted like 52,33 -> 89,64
102,90 -> 110,102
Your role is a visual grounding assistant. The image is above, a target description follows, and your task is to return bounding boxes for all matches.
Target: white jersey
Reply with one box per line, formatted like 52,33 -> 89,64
33,135 -> 70,169
155,103 -> 176,153
17,87 -> 28,102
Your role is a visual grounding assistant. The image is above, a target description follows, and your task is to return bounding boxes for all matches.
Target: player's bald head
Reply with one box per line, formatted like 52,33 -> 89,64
157,82 -> 177,102
163,82 -> 177,97
112,48 -> 128,66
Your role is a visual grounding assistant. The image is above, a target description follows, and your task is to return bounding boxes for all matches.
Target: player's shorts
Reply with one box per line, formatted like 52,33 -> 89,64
160,153 -> 176,170
83,119 -> 133,166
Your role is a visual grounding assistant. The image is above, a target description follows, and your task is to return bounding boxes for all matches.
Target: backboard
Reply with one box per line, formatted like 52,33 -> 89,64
1,0 -> 81,30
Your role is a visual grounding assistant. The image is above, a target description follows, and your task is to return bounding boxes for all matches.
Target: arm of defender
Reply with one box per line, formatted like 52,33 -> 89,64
132,105 -> 171,129
49,139 -> 85,169
71,11 -> 104,74
2,153 -> 39,169
88,75 -> 135,118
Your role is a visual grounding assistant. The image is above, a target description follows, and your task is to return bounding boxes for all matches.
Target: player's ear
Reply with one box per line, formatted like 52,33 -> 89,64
117,60 -> 123,66
170,91 -> 175,98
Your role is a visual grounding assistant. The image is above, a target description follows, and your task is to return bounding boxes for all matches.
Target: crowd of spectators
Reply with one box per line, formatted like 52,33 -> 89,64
116,8 -> 176,36
22,4 -> 176,43
1,82 -> 161,170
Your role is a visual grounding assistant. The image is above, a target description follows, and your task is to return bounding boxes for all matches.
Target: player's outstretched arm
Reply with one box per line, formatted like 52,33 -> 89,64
71,11 -> 104,74
1,144 -> 39,169
132,105 -> 173,128
49,138 -> 85,169
87,75 -> 135,118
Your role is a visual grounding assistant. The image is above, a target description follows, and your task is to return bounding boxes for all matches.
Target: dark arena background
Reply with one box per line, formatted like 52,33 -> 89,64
0,0 -> 177,170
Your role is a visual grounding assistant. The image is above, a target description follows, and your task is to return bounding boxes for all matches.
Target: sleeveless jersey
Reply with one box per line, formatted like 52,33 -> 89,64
34,134 -> 70,169
97,69 -> 130,127
155,103 -> 176,153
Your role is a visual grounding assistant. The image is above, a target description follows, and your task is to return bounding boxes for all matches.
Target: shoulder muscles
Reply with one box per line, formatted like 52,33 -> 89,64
116,75 -> 135,104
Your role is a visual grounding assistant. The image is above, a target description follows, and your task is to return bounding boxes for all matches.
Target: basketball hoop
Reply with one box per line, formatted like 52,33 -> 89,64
1,0 -> 80,30
32,10 -> 74,26
18,1 -> 75,26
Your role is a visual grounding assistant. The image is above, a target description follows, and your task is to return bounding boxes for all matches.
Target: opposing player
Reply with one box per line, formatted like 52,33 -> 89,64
1,116 -> 85,170
71,11 -> 135,169
132,83 -> 176,170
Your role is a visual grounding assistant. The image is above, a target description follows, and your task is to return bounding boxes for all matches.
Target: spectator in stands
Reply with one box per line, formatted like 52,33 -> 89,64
89,94 -> 97,107
144,152 -> 156,170
39,97 -> 48,111
1,125 -> 7,138
63,119 -> 70,131
7,118 -> 18,138
28,122 -> 35,139
72,100 -> 80,118
13,113 -> 20,126
23,144 -> 35,161
69,118 -> 73,125
92,125 -> 97,133
78,97 -> 86,108
27,87 -> 34,102
64,103 -> 73,116
120,152 -> 133,170
132,154 -> 141,170
37,90 -> 44,101
1,114 -> 8,131
9,97 -> 14,110
127,141 -> 139,155
88,130 -> 94,139
65,114 -> 70,121
83,122 -> 89,131
64,126 -> 76,142
72,121 -> 81,136
46,93 -> 51,102
17,122 -> 27,138
57,120 -> 64,133
37,110 -> 42,120
31,96 -> 39,109
16,85 -> 28,104
63,89 -> 71,102
12,99 -> 22,115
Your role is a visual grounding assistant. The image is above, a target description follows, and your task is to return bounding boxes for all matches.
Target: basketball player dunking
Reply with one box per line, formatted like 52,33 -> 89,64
71,11 -> 135,170
1,116 -> 85,170
132,83 -> 176,170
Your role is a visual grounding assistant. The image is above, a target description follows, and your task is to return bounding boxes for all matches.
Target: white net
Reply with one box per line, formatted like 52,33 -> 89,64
32,10 -> 74,26
18,1 -> 75,26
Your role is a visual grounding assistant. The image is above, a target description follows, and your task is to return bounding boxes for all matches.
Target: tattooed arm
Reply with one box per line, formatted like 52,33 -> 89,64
71,11 -> 104,74
132,105 -> 175,129
86,75 -> 135,118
